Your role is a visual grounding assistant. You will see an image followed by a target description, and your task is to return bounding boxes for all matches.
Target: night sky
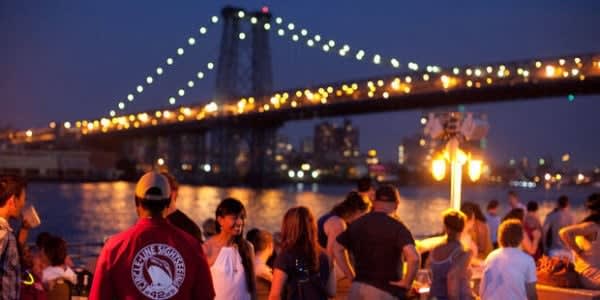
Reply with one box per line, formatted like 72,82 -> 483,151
2,1 -> 599,168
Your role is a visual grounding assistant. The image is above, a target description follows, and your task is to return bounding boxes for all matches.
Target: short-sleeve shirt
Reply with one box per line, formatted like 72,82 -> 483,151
90,218 -> 215,300
479,247 -> 537,300
336,211 -> 415,297
273,249 -> 330,300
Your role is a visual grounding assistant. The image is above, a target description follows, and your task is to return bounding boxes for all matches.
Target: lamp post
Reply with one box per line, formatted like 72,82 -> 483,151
425,112 -> 489,210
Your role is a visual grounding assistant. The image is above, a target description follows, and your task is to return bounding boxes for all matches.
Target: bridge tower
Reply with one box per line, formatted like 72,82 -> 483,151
212,6 -> 277,185
215,6 -> 272,101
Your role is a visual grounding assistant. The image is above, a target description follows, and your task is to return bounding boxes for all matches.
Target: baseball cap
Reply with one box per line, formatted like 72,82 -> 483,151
135,172 -> 171,201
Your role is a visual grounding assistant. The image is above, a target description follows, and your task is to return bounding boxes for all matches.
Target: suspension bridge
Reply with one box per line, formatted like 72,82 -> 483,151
3,6 -> 600,185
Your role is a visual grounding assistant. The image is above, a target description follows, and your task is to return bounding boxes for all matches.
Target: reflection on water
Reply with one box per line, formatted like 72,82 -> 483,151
25,182 -> 598,244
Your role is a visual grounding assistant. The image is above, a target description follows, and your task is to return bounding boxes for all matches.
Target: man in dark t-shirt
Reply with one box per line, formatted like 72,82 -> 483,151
161,172 -> 204,242
335,185 -> 420,299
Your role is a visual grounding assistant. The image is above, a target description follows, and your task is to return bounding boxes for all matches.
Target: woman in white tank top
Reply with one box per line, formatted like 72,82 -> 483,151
203,198 -> 256,300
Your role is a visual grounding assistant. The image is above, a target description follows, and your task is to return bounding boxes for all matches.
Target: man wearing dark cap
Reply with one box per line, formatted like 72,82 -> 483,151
334,184 -> 420,300
90,171 -> 215,300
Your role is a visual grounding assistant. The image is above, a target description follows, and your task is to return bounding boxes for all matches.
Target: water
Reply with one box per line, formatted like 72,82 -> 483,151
24,182 -> 599,246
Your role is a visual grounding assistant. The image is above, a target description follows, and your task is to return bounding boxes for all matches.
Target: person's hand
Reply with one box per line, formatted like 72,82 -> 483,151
21,218 -> 33,230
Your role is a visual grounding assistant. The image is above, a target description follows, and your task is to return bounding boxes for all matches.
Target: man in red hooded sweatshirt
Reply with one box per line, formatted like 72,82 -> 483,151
90,171 -> 215,299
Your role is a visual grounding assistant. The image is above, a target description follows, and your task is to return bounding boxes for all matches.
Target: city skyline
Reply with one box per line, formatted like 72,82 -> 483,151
2,1 -> 600,168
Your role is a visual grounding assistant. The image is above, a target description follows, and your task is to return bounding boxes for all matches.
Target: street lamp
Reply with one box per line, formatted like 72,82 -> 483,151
425,112 -> 489,210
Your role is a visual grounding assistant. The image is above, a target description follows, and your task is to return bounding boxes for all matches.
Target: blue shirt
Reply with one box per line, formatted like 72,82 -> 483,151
486,213 -> 501,243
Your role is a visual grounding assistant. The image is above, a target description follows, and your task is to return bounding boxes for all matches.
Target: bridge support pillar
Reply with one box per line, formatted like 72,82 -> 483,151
208,127 -> 244,184
246,124 -> 280,187
180,132 -> 208,182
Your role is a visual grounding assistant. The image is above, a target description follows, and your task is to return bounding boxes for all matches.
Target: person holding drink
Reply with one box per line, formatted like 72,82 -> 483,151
0,175 -> 35,299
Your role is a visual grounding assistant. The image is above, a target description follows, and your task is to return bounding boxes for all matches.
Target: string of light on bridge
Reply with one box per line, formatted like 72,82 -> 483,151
21,54 -> 593,139
237,11 -> 428,72
164,61 -> 215,106
106,15 -> 221,117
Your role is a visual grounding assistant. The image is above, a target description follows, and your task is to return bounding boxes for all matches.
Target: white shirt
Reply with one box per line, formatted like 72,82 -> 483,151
479,247 -> 537,300
210,246 -> 251,300
42,265 -> 77,285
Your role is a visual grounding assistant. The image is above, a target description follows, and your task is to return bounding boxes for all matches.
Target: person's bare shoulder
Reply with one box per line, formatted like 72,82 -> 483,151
202,236 -> 216,255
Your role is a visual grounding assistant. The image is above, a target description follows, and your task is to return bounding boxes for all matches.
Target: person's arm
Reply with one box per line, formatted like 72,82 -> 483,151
325,218 -> 346,257
559,222 -> 595,256
17,225 -> 30,249
447,250 -> 472,300
193,244 -> 216,300
389,244 -> 420,289
530,229 -> 542,254
202,240 -> 216,266
525,255 -> 538,300
325,254 -> 336,297
477,222 -> 493,257
542,215 -> 552,245
333,238 -> 355,280
247,241 -> 258,300
89,246 -> 114,300
521,232 -> 536,255
525,282 -> 538,300
268,269 -> 287,300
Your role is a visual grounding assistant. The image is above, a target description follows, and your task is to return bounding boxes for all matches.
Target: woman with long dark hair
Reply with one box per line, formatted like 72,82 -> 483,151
318,191 -> 370,252
268,206 -> 335,300
461,202 -> 493,260
203,198 -> 256,300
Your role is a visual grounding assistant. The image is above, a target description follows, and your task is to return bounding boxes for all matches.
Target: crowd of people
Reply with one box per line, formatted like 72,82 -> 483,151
1,172 -> 600,299
0,175 -> 80,300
